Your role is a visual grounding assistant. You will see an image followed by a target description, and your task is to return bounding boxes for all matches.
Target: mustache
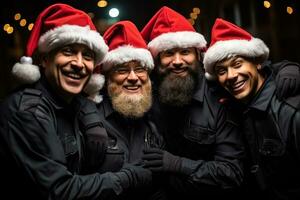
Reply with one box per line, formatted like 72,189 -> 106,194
60,67 -> 88,77
159,66 -> 194,79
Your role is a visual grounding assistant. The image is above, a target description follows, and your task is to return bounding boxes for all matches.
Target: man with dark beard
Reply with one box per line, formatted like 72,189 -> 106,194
141,6 -> 245,200
140,6 -> 300,200
87,21 -> 166,200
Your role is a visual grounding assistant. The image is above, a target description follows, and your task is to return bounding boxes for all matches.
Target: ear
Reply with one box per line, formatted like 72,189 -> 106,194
40,54 -> 49,69
196,48 -> 202,61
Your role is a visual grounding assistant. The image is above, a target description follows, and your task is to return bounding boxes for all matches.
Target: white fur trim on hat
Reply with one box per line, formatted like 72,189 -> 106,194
84,73 -> 105,103
38,24 -> 108,64
101,45 -> 154,72
148,31 -> 207,58
203,38 -> 269,80
12,56 -> 41,84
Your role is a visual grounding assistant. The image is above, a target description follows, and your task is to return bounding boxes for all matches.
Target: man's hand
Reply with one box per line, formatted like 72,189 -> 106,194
275,61 -> 300,99
115,163 -> 152,190
142,148 -> 182,173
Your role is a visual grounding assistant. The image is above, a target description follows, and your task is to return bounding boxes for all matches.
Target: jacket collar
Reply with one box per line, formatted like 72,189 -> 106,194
247,74 -> 276,112
35,76 -> 69,110
192,73 -> 206,102
101,95 -> 115,118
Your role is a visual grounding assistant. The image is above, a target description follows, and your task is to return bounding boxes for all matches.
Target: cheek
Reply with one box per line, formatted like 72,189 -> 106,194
110,76 -> 124,85
86,62 -> 95,74
140,75 -> 150,84
160,57 -> 172,67
217,76 -> 226,87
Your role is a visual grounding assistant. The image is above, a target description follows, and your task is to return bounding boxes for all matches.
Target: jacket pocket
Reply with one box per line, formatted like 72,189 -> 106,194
63,134 -> 78,156
183,125 -> 216,145
259,138 -> 285,157
98,140 -> 125,173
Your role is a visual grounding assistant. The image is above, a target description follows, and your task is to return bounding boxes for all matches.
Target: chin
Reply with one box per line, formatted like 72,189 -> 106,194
64,86 -> 84,95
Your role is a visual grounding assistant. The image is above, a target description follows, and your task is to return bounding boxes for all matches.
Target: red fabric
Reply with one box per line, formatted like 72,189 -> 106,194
103,20 -> 148,51
209,18 -> 252,47
141,6 -> 196,43
26,3 -> 96,56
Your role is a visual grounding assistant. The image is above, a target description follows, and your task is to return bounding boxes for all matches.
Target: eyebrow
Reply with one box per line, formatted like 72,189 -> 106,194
216,57 -> 239,68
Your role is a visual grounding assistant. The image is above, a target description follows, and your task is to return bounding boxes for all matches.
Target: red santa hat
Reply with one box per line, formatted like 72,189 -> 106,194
203,18 -> 269,80
12,3 -> 108,95
141,6 -> 207,58
101,20 -> 154,72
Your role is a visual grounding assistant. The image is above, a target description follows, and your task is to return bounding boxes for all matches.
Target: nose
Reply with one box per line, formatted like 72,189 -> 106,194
71,53 -> 85,69
126,69 -> 139,82
171,53 -> 183,68
227,67 -> 238,80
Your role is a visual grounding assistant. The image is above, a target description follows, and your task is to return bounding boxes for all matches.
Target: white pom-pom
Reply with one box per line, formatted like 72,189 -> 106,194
20,56 -> 33,64
12,56 -> 41,84
205,72 -> 217,81
84,74 -> 105,95
88,93 -> 103,104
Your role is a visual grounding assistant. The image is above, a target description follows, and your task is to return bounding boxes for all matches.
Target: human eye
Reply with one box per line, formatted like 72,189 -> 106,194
134,66 -> 147,74
83,50 -> 95,61
216,66 -> 227,76
181,49 -> 191,55
233,61 -> 242,68
115,67 -> 129,75
61,46 -> 73,56
162,50 -> 174,57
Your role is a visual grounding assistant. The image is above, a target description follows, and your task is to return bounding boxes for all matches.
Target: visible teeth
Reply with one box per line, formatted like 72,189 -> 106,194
232,81 -> 245,90
125,86 -> 139,90
68,73 -> 81,79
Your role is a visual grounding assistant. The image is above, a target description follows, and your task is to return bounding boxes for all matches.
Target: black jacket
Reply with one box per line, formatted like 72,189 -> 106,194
239,73 -> 300,200
150,73 -> 244,198
0,78 -> 135,199
89,96 -> 166,200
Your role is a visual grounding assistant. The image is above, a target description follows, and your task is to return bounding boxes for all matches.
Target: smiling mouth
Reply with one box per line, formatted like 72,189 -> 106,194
230,80 -> 246,92
123,85 -> 141,92
171,67 -> 188,74
62,71 -> 84,80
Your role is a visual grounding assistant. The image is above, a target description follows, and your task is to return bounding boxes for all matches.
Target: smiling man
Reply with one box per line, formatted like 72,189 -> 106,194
204,18 -> 300,199
141,6 -> 245,200
88,20 -> 166,199
214,56 -> 264,103
0,3 -> 155,200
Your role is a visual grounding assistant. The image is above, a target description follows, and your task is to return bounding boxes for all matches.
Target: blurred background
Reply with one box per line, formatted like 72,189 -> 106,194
1,0 -> 299,99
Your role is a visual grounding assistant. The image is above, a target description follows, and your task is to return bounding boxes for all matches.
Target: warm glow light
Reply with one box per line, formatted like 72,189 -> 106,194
3,24 -> 10,31
28,23 -> 34,31
188,18 -> 195,25
264,1 -> 271,8
287,6 -> 293,14
14,13 -> 21,21
6,26 -> 14,34
97,0 -> 107,8
190,13 -> 198,19
20,19 -> 27,27
193,7 -> 200,14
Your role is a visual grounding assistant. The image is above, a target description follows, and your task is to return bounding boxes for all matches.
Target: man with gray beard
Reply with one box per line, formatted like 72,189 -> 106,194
85,21 -> 166,200
107,61 -> 152,118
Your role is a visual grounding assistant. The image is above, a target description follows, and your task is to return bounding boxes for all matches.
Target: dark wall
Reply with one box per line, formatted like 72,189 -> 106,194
1,0 -> 299,99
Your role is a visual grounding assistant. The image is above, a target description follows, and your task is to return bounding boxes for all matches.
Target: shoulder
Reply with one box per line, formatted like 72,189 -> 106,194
284,94 -> 300,110
1,88 -> 54,120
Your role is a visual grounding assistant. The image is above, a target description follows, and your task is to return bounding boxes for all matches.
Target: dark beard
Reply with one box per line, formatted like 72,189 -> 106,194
158,67 -> 199,107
